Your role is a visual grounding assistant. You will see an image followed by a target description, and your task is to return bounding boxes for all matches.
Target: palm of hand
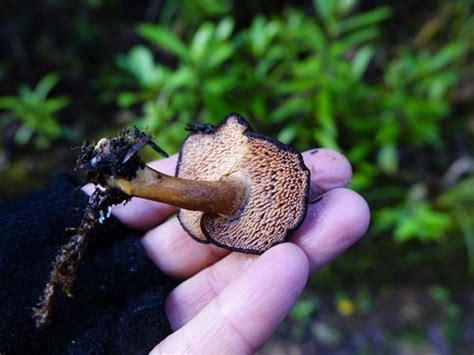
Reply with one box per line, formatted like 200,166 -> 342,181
88,148 -> 370,353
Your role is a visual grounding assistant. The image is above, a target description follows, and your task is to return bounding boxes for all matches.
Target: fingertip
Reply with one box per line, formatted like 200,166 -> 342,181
347,189 -> 371,239
303,148 -> 353,194
315,187 -> 370,243
293,187 -> 370,272
262,243 -> 309,282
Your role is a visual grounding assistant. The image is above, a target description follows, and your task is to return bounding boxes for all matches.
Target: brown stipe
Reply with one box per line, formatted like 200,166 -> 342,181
106,166 -> 249,217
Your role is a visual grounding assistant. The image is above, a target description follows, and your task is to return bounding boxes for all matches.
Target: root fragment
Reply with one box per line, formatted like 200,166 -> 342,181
33,128 -> 166,329
33,188 -> 128,329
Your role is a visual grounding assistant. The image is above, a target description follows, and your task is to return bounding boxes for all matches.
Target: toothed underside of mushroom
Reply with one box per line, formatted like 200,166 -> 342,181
177,114 -> 310,254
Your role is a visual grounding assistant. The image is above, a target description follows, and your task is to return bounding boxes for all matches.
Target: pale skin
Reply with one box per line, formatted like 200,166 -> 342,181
83,148 -> 371,354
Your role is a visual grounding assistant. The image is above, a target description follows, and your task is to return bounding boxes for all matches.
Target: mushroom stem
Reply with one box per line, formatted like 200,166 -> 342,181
106,165 -> 249,217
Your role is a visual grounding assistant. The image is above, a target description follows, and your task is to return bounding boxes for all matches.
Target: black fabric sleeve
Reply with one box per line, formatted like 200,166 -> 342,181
0,174 -> 175,354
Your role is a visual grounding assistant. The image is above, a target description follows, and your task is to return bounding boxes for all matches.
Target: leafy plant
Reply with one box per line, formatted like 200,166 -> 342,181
116,17 -> 237,152
116,1 -> 393,150
0,73 -> 69,148
437,176 -> 474,275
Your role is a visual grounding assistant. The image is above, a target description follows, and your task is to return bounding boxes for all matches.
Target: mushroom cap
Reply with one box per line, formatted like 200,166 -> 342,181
176,113 -> 310,254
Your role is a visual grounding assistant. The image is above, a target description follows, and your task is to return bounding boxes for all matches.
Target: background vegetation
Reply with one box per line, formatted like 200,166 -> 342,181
1,0 -> 473,352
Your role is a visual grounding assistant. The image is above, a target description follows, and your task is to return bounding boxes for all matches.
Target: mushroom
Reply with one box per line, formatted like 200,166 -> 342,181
34,114 -> 310,330
98,113 -> 310,254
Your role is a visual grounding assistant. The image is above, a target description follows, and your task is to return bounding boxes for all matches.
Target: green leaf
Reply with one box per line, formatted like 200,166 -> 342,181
206,43 -> 234,69
14,125 -> 34,145
271,97 -> 311,123
202,75 -> 236,96
137,24 -> 189,61
161,66 -> 195,94
336,7 -> 391,35
40,117 -> 62,136
313,130 -> 339,149
18,85 -> 34,102
215,17 -> 234,40
428,43 -> 465,73
0,97 -> 19,109
45,96 -> 70,113
394,203 -> 452,242
336,0 -> 358,15
426,71 -> 458,98
125,46 -> 163,88
342,27 -> 380,45
315,89 -> 337,138
117,91 -> 151,107
351,46 -> 375,79
255,46 -> 284,77
313,0 -> 333,22
372,207 -> 401,233
274,80 -> 314,96
0,73 -> 69,147
34,73 -> 60,100
247,16 -> 279,57
190,23 -> 214,63
377,144 -> 398,175
277,124 -> 300,144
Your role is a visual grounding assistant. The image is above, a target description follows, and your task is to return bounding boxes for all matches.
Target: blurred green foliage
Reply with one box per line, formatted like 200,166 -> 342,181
0,73 -> 69,148
290,298 -> 318,324
113,0 -> 474,270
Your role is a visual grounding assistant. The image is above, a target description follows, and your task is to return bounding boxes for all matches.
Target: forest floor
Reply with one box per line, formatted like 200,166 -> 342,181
260,286 -> 474,354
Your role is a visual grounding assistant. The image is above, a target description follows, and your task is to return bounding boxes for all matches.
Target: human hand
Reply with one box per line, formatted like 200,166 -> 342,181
94,148 -> 370,353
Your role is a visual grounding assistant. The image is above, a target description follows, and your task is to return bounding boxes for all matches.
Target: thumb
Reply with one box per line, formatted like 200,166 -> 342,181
152,244 -> 309,354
